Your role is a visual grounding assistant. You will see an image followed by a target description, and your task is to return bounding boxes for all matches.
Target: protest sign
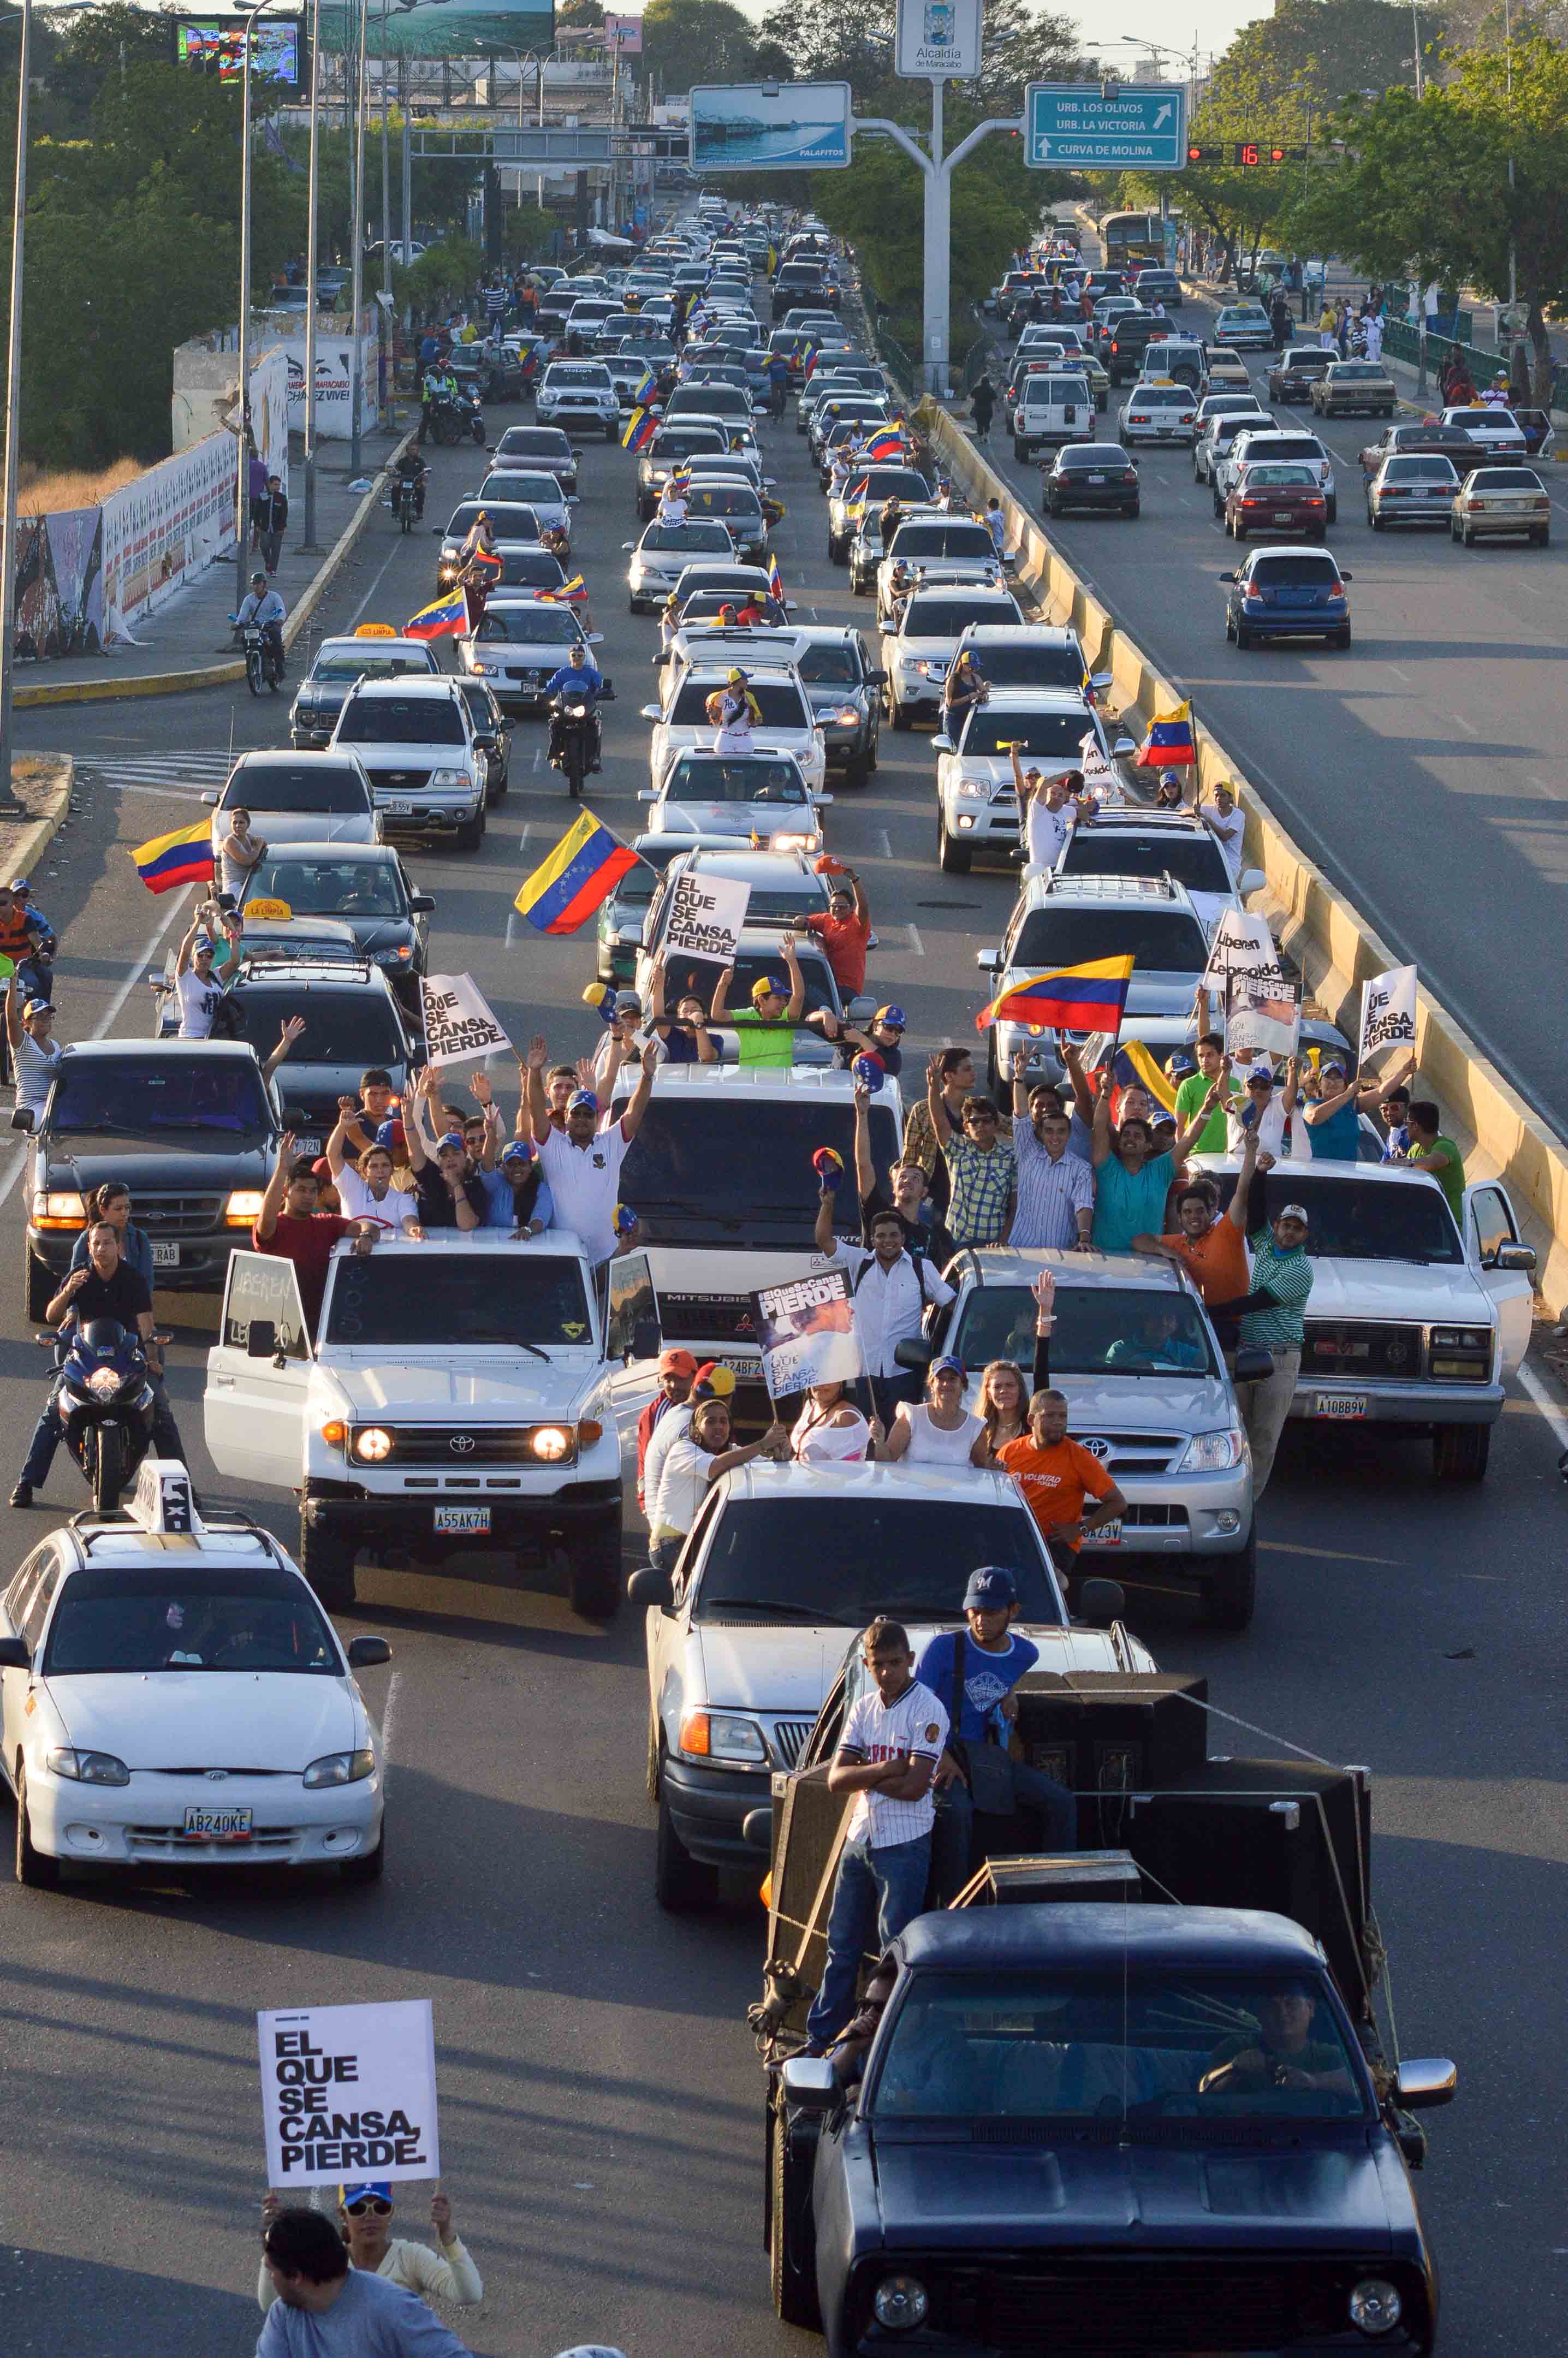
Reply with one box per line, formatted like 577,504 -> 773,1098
751,1266 -> 863,1398
1227,976 -> 1300,1061
1078,732 -> 1123,806
257,1999 -> 439,2187
1358,962 -> 1418,1072
1202,908 -> 1289,994
664,870 -> 751,966
421,972 -> 510,1068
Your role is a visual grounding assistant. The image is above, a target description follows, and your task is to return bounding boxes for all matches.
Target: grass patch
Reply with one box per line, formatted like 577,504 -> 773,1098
17,456 -> 145,516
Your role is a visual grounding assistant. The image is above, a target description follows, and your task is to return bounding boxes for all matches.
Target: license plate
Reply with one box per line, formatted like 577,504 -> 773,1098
295,1136 -> 321,1157
1315,1394 -> 1368,1419
183,1804 -> 252,1840
1274,510 -> 1292,524
1088,472 -> 1106,483
435,1504 -> 491,1535
152,1241 -> 181,1269
385,799 -> 414,816
1083,1520 -> 1123,1546
1411,488 -> 1433,499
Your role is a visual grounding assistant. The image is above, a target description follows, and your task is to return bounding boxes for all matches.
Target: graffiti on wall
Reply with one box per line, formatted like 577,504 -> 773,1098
13,508 -> 105,658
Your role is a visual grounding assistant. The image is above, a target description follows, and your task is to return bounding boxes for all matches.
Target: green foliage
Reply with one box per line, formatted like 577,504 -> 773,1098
394,237 -> 486,320
642,0 -> 762,97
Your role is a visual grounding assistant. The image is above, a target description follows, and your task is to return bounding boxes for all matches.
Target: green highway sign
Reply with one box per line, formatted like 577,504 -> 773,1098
1024,82 -> 1188,172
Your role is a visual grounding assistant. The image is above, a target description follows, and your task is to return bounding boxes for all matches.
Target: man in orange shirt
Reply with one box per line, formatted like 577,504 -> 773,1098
800,871 -> 872,999
997,1389 -> 1126,1603
1132,1120 -> 1263,1344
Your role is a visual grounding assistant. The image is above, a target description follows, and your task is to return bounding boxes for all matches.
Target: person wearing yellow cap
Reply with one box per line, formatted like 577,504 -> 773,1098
708,929 -> 805,1068
704,668 -> 761,753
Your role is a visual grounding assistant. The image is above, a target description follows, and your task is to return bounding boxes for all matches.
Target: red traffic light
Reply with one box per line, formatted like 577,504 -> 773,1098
1186,141 -> 1208,162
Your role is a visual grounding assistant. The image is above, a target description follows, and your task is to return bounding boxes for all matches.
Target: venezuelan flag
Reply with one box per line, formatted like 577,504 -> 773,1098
975,955 -> 1135,1035
537,573 -> 589,605
130,818 -> 214,895
863,430 -> 906,462
405,586 -> 470,641
1109,1038 -> 1178,1117
767,553 -> 785,604
514,811 -> 637,936
622,406 -> 657,452
1135,698 -> 1197,768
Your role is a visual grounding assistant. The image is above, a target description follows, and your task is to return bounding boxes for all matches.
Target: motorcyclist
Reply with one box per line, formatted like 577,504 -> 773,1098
233,572 -> 286,678
11,1219 -> 167,1508
391,446 -> 429,520
418,360 -> 459,444
545,639 -> 606,773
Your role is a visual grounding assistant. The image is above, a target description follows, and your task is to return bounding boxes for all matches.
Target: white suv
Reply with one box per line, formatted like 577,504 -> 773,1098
536,359 -> 620,438
1012,369 -> 1095,457
640,660 -> 826,792
880,583 -> 1024,729
932,687 -> 1132,874
328,675 -> 488,852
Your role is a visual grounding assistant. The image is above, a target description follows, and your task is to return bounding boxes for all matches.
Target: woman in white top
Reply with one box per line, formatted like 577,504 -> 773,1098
217,805 -> 266,900
789,1381 -> 881,1464
325,1100 -> 421,1233
651,1397 -> 787,1569
883,1356 -> 989,1467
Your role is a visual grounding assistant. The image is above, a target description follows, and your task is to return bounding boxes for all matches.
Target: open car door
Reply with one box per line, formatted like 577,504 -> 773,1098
1462,1181 -> 1536,1380
204,1250 -> 313,1489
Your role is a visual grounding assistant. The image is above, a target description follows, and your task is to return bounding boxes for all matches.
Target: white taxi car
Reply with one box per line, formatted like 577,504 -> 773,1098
0,1460 -> 389,1886
1118,379 -> 1199,446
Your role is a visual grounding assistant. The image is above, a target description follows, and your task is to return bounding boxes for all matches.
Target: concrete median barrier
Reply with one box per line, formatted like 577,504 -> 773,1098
920,396 -> 1568,1315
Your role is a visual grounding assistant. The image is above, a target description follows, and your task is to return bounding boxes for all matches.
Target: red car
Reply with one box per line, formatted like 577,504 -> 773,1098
1224,461 -> 1328,540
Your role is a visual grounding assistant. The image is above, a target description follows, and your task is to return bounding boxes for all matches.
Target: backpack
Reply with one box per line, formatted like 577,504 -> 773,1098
851,1247 -> 934,1306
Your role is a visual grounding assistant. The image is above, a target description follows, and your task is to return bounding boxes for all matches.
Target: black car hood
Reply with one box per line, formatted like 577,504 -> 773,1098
871,2131 -> 1395,2254
42,1137 -> 274,1188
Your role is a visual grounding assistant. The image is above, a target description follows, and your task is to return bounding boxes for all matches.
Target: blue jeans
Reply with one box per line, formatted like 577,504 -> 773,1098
805,1832 -> 931,2047
929,1757 -> 1078,1904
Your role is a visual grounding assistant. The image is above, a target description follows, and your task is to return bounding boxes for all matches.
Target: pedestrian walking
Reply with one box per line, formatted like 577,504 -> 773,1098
257,477 -> 288,576
970,372 -> 995,443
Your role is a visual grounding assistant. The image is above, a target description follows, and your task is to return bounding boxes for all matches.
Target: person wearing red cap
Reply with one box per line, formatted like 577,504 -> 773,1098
641,1361 -> 734,1532
637,1348 -> 697,1517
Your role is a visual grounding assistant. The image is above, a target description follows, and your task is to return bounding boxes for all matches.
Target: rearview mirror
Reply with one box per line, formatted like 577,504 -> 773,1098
408,893 -> 436,914
588,633 -> 604,646
976,947 -> 999,971
1076,1577 -> 1125,1629
637,788 -> 655,801
781,2056 -> 840,2111
878,618 -> 895,633
622,541 -> 636,552
931,734 -> 954,753
1495,1242 -> 1536,1272
640,704 -> 662,722
1114,735 -> 1137,757
1339,570 -> 1353,581
627,1564 -> 674,1610
893,1336 -> 933,1374
346,1635 -> 393,1668
1239,869 -> 1265,898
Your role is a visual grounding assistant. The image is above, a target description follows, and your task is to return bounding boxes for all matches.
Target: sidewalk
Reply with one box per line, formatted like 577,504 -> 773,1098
17,419 -> 413,709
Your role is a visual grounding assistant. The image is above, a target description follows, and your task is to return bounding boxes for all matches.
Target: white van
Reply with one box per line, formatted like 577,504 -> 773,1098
1013,370 -> 1095,458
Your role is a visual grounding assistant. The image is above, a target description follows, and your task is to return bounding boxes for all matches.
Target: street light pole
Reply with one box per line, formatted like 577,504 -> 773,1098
347,0 -> 370,477
1411,2 -> 1424,99
380,0 -> 392,306
301,0 -> 323,550
234,0 -> 278,622
0,0 -> 34,812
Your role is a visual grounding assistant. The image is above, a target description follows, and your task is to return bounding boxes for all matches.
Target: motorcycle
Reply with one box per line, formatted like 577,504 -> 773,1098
389,471 -> 425,532
54,1318 -> 156,1510
239,622 -> 282,697
548,682 -> 614,800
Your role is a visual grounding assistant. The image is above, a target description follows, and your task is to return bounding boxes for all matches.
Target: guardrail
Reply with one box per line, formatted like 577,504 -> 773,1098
918,395 -> 1568,1314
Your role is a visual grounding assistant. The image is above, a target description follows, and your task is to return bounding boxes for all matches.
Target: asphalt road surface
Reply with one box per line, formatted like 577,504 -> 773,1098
4,326 -> 1567,2358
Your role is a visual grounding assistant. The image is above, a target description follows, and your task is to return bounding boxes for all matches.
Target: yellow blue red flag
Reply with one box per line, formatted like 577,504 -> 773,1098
514,811 -> 637,936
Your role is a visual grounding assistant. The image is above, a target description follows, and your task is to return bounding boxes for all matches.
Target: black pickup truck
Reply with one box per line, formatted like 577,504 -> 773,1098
21,1038 -> 301,1320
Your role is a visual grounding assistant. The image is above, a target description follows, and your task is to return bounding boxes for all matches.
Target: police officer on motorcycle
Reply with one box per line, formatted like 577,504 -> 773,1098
419,361 -> 459,444
544,639 -> 605,774
233,573 -> 286,679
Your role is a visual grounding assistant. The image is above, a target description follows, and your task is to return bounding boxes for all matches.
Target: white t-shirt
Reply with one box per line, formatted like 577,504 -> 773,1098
537,1118 -> 631,1264
834,1244 -> 954,1378
652,1433 -> 715,1537
176,965 -> 224,1038
894,1403 -> 984,1464
840,1679 -> 949,1845
335,1166 -> 418,1231
791,1398 -> 872,1462
642,1397 -> 693,1524
1205,805 -> 1246,880
1025,794 -> 1071,872
1224,1090 -> 1286,1160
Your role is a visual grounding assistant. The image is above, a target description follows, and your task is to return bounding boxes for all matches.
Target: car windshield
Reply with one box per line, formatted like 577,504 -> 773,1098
1061,832 -> 1231,894
1246,556 -> 1342,587
668,680 -> 807,727
221,763 -> 366,813
1237,438 -> 1321,462
221,989 -> 404,1066
871,1970 -> 1366,2122
888,525 -> 995,559
41,1563 -> 340,1676
246,858 -> 405,917
49,1056 -> 272,1135
642,522 -> 733,552
496,430 -> 571,459
902,597 -> 1017,638
650,431 -> 726,461
960,642 -> 1083,691
954,1284 -> 1215,1375
1012,907 -> 1209,972
611,1096 -> 896,1243
693,1498 -> 1064,1625
663,757 -> 806,805
959,711 -> 1098,761
337,696 -> 464,745
1059,448 -> 1126,470
1129,388 -> 1191,407
1207,1171 -> 1464,1263
311,653 -> 430,684
478,607 -> 585,645
323,1256 -> 593,1347
496,552 -> 566,589
465,482 -> 560,513
796,645 -> 859,684
549,364 -> 610,385
1470,467 -> 1541,489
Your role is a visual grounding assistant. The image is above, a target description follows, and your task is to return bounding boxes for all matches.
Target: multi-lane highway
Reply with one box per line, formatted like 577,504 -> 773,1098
4,302 -> 1567,2358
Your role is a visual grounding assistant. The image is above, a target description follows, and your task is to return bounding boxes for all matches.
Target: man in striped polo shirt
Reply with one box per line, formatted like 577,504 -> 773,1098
805,1618 -> 949,2052
1236,1199 -> 1315,1496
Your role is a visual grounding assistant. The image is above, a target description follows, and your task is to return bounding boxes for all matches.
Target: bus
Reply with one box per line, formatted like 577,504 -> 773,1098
1101,210 -> 1167,274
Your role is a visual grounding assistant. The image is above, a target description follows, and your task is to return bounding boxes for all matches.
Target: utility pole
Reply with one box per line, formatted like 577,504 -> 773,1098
234,0 -> 277,621
0,0 -> 33,812
857,97 -> 1018,397
300,0 -> 323,549
347,0 -> 369,476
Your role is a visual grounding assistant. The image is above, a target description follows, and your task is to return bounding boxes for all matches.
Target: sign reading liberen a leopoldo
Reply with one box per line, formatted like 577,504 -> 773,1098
421,971 -> 510,1068
895,0 -> 982,80
258,2000 -> 439,2186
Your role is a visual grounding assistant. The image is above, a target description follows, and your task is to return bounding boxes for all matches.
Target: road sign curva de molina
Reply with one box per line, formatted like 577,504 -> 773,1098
1024,82 -> 1188,172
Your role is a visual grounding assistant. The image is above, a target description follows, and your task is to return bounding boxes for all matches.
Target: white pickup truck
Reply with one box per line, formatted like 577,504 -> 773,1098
1189,1156 -> 1535,1481
202,1236 -> 623,1614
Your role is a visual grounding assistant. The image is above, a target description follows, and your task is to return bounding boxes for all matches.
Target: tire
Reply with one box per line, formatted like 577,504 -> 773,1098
1326,499 -> 1337,525
828,537 -> 846,566
246,655 -> 262,698
655,1783 -> 718,1911
645,1710 -> 661,1804
92,1421 -> 123,1512
1203,1525 -> 1257,1631
842,755 -> 869,789
488,768 -> 509,804
1231,516 -> 1245,540
939,820 -> 971,874
340,1819 -> 386,1885
1462,524 -> 1475,547
605,420 -> 619,441
769,2110 -> 822,2329
889,697 -> 911,732
1434,1420 -> 1490,1482
1124,503 -> 1139,518
1013,437 -> 1026,460
1334,626 -> 1352,649
454,809 -> 485,849
851,573 -> 870,597
865,734 -> 878,773
299,1517 -> 357,1610
24,1250 -> 53,1324
568,1514 -> 622,1619
1235,619 -> 1252,650
1212,491 -> 1224,517
1369,508 -> 1382,530
1225,610 -> 1236,642
14,1765 -> 58,1888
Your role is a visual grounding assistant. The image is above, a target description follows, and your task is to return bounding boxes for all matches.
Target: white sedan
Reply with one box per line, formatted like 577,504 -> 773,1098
1118,382 -> 1199,446
0,1470 -> 388,1884
637,748 -> 828,855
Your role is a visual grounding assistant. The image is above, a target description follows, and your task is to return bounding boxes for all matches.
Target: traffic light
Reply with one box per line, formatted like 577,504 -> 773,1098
1232,141 -> 1299,164
1186,141 -> 1211,163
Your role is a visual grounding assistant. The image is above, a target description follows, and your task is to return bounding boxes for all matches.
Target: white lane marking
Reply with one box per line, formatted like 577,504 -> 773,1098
874,828 -> 892,858
505,911 -> 518,946
1519,1360 -> 1568,1453
1386,664 -> 1413,687
906,922 -> 925,957
1450,710 -> 1478,736
532,745 -> 544,771
379,1668 -> 402,1767
346,532 -> 412,631
87,782 -> 217,803
0,886 -> 195,1210
518,824 -> 534,846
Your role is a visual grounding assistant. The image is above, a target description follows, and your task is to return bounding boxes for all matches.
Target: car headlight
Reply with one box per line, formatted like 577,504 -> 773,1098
353,1426 -> 394,1462
32,1190 -> 86,1225
1178,1426 -> 1248,1472
1431,1327 -> 1488,1350
679,1709 -> 768,1763
818,705 -> 860,727
530,1424 -> 573,1460
47,1747 -> 130,1786
872,2275 -> 929,2330
224,1188 -> 266,1226
1348,2279 -> 1402,2336
427,768 -> 467,789
953,777 -> 986,798
375,944 -> 414,964
303,1749 -> 376,1788
769,830 -> 819,853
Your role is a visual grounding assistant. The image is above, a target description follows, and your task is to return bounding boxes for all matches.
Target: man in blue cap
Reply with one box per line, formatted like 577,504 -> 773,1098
917,1566 -> 1077,1900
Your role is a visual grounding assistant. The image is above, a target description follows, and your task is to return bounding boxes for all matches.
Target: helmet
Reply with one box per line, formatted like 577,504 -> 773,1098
251,570 -> 266,586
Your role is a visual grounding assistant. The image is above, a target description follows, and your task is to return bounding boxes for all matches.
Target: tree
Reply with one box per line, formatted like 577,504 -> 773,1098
641,0 -> 760,98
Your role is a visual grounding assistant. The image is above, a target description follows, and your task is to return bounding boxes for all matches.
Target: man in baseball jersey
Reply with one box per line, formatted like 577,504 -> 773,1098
804,1618 -> 949,2051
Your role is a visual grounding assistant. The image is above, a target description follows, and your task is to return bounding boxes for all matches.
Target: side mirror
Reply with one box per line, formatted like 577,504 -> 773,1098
570,447 -> 585,458
1076,1577 -> 1125,1628
622,541 -> 636,552
781,2056 -> 841,2111
1238,869 -> 1265,898
640,704 -> 662,722
1219,570 -> 1236,584
893,1336 -> 933,1374
245,1318 -> 278,1359
1495,1241 -> 1537,1272
627,1564 -> 674,1610
1114,736 -> 1137,757
845,995 -> 876,1022
742,1805 -> 773,1854
637,788 -> 656,801
878,618 -> 895,633
975,947 -> 999,972
587,633 -> 605,646
1233,1345 -> 1274,1384
200,792 -> 218,806
1339,570 -> 1353,581
931,734 -> 954,753
1394,2058 -> 1457,2110
346,1635 -> 393,1667
408,893 -> 436,914
0,1635 -> 30,1670
9,1105 -> 33,1133
1091,670 -> 1113,690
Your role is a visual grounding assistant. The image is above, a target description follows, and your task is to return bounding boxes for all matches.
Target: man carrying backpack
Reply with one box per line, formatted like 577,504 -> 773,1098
813,1175 -> 956,1426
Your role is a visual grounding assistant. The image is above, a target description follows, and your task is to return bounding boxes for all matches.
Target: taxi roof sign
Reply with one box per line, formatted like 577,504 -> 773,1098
127,1458 -> 203,1537
244,896 -> 294,922
355,622 -> 397,638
